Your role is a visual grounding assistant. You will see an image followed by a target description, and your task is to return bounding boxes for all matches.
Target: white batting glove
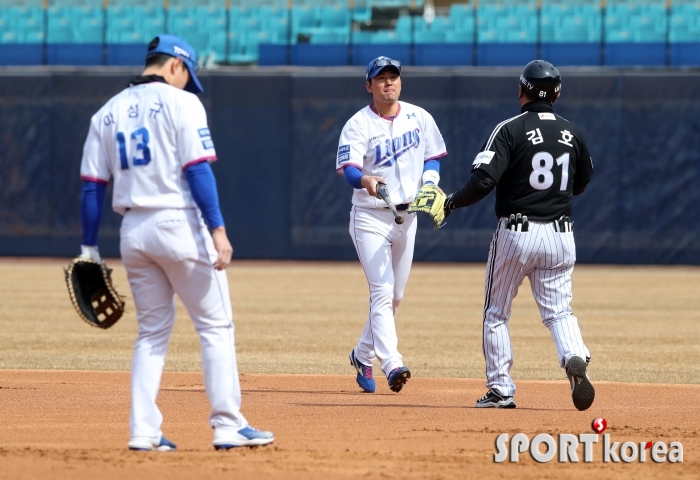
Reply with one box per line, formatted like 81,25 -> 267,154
79,245 -> 102,263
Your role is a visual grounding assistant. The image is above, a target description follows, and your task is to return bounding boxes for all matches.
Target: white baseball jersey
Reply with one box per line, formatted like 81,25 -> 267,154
80,81 -> 216,215
336,101 -> 447,207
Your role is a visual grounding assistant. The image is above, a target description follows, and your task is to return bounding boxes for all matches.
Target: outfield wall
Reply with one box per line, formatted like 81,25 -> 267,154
1,67 -> 698,264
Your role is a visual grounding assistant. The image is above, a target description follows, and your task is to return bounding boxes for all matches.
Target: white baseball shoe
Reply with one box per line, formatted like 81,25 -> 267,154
128,435 -> 177,451
213,426 -> 275,450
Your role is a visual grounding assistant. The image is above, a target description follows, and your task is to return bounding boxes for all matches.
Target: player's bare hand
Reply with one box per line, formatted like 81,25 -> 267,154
361,175 -> 388,199
211,226 -> 233,270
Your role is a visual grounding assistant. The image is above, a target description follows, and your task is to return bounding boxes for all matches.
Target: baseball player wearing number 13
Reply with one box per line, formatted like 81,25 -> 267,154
336,57 -> 447,393
444,60 -> 595,411
79,35 -> 273,450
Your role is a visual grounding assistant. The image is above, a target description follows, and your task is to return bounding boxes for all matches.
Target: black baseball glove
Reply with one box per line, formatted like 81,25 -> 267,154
64,258 -> 125,329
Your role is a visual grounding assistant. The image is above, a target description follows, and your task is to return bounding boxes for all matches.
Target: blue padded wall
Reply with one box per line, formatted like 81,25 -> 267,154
414,44 -> 473,66
1,69 -> 700,264
258,43 -> 288,65
352,44 -> 411,66
605,43 -> 666,66
291,44 -> 349,66
47,44 -> 103,65
540,43 -> 601,66
0,45 -> 44,65
477,43 -> 537,66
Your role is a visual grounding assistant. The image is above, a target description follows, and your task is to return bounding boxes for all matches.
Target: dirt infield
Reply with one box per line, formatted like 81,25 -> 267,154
0,259 -> 699,478
0,371 -> 698,479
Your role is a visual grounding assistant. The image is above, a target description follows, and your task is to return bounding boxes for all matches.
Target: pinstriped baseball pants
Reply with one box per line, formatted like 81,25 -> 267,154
483,219 -> 590,397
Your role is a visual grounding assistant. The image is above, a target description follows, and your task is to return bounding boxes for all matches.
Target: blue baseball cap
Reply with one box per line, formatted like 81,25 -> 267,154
366,56 -> 402,82
147,34 -> 203,94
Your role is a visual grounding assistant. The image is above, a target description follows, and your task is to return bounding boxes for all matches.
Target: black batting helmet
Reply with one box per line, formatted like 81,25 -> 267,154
519,60 -> 561,103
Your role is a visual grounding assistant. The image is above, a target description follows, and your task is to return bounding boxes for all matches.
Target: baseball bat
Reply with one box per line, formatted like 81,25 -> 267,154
376,182 -> 404,224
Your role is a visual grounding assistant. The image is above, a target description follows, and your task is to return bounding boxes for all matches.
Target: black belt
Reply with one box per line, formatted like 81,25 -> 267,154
385,203 -> 409,211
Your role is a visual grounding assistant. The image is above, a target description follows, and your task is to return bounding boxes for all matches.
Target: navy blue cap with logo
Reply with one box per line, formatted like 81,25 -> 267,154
147,34 -> 203,94
365,56 -> 402,82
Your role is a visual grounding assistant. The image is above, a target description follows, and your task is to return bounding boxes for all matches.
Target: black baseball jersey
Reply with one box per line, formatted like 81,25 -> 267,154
472,100 -> 593,221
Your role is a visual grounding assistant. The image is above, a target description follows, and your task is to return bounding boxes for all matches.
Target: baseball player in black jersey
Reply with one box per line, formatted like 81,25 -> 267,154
445,60 -> 595,411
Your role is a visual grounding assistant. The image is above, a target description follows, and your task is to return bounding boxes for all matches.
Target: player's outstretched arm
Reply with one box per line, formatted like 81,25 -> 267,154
447,170 -> 497,211
211,227 -> 233,270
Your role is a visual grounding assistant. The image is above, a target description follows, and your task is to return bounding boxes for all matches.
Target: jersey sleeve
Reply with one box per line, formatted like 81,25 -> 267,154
573,133 -> 593,194
80,115 -> 111,184
420,110 -> 447,161
471,122 -> 512,183
336,118 -> 365,175
177,94 -> 217,170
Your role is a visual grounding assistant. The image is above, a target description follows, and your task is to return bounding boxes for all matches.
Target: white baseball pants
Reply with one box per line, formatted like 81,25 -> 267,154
349,206 -> 417,376
120,208 -> 247,441
483,219 -> 590,397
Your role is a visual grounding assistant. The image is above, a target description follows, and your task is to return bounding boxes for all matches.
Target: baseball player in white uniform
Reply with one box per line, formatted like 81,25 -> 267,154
78,34 -> 274,450
337,57 -> 447,393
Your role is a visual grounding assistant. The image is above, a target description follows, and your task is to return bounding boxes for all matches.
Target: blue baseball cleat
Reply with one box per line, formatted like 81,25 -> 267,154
213,426 -> 275,450
387,366 -> 411,393
349,349 -> 376,393
128,435 -> 177,451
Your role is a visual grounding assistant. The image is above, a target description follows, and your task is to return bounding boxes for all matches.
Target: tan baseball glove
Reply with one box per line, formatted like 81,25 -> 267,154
408,184 -> 448,230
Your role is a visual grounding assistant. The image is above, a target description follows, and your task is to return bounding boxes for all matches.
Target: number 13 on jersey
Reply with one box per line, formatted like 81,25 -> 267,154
117,127 -> 151,170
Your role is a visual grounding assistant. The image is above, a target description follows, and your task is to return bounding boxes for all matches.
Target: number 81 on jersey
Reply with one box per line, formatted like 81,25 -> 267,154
530,152 -> 569,191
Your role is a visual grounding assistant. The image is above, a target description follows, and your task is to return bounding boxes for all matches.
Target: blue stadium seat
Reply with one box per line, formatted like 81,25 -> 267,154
477,4 -> 536,66
669,4 -> 700,43
604,2 -> 667,66
369,30 -> 410,44
0,7 -> 44,44
605,2 -> 666,43
395,15 -> 412,35
309,30 -> 349,44
106,6 -> 165,45
167,7 -> 227,62
228,31 -> 256,63
477,4 -> 537,44
669,2 -> 700,65
540,4 -> 602,66
46,6 -> 103,65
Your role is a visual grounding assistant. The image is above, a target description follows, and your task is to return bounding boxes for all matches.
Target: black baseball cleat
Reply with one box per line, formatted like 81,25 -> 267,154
566,356 -> 595,411
475,389 -> 516,408
387,366 -> 411,393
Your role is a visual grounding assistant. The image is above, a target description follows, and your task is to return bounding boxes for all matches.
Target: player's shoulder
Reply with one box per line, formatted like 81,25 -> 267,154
489,111 -> 529,137
342,105 -> 372,131
149,83 -> 202,106
400,101 -> 432,118
552,112 -> 585,136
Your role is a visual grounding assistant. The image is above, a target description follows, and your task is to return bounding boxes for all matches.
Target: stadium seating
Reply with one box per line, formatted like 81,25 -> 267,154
1,0 -> 699,68
540,3 -> 602,66
605,1 -> 667,66
669,2 -> 700,66
477,3 -> 537,65
47,5 -> 103,65
167,6 -> 226,62
0,5 -> 44,65
106,4 -> 165,65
